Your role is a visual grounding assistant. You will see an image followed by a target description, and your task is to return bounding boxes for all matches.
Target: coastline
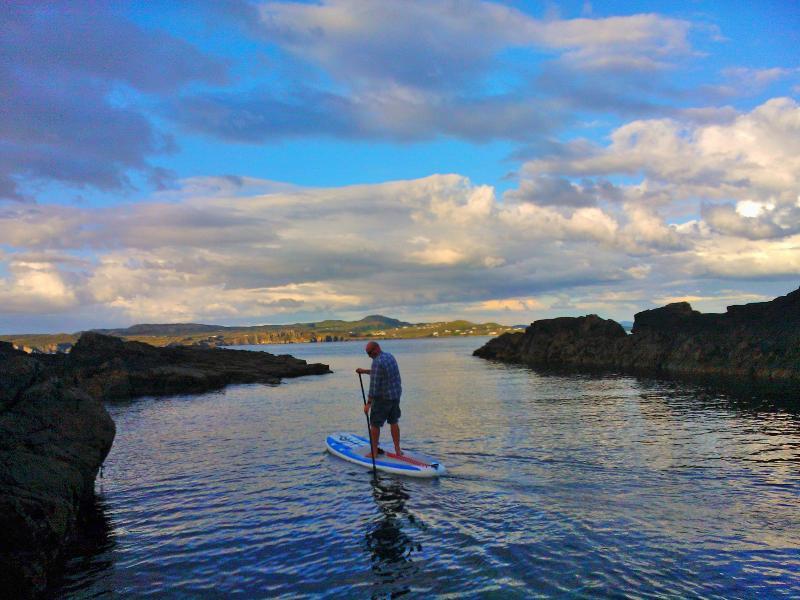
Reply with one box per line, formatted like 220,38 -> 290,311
0,333 -> 330,597
0,317 -> 519,355
474,287 -> 800,386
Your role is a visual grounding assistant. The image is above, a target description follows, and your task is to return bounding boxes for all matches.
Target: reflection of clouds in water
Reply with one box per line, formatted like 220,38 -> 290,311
365,478 -> 425,598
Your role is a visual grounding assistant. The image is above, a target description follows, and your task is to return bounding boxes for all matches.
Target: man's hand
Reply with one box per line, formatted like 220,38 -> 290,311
363,401 -> 371,415
356,368 -> 370,375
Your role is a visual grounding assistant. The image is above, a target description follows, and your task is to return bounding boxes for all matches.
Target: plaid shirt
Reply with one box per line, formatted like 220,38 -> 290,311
369,351 -> 402,400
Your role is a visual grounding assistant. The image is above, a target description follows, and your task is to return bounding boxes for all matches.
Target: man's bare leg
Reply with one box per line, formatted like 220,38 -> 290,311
368,425 -> 380,458
390,423 -> 402,455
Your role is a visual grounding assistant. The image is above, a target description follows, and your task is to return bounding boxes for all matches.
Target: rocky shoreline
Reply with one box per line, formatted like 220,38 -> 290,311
0,333 -> 330,598
474,287 -> 800,384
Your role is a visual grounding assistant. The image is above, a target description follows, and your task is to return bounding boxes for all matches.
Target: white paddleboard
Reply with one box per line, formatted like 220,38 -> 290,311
326,432 -> 446,478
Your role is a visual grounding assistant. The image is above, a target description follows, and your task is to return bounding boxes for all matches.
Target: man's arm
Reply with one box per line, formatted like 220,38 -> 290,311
356,367 -> 373,413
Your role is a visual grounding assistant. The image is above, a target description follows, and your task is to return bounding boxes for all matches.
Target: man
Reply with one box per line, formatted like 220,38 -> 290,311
356,341 -> 403,459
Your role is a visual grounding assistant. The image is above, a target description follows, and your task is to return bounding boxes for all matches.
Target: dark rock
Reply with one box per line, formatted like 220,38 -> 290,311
0,342 -> 45,412
0,332 -> 330,596
474,287 -> 800,383
519,315 -> 626,368
0,357 -> 115,597
472,331 -> 524,362
474,316 -> 625,368
60,332 -> 331,401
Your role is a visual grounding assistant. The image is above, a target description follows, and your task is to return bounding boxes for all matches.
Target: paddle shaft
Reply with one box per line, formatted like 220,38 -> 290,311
358,373 -> 377,475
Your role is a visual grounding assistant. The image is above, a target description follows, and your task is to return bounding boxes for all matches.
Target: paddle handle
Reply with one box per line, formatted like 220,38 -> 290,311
358,373 -> 377,475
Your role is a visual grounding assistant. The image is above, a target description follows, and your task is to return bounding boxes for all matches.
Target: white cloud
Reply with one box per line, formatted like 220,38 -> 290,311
171,1 -> 702,144
254,1 -> 693,86
520,98 -> 800,245
1,121 -> 798,328
0,174 -> 646,323
686,235 -> 800,279
469,297 -> 545,312
408,245 -> 465,266
525,98 -> 800,200
529,13 -> 693,71
722,66 -> 798,90
735,199 -> 774,218
0,260 -> 78,313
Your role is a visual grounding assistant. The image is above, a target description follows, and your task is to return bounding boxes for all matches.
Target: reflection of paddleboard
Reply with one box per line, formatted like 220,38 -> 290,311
326,432 -> 446,478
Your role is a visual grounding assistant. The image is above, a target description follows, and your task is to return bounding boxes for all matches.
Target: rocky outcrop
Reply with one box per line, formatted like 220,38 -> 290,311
474,287 -> 800,383
0,344 -> 116,598
1,334 -> 330,596
57,332 -> 331,401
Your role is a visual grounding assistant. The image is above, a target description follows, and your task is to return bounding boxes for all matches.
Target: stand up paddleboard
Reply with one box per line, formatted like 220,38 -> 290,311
326,432 -> 446,478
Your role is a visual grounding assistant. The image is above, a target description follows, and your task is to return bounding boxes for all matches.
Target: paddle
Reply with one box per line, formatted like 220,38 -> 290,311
358,373 -> 377,476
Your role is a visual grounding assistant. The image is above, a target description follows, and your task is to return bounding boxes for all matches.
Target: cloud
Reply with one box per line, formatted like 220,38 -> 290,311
520,97 -> 800,239
685,236 -> 800,280
723,67 -> 796,87
173,1 -> 698,143
0,258 -> 80,313
0,165 -> 797,328
251,1 -> 693,84
505,176 -> 605,207
0,174 -> 649,322
172,85 -> 559,142
4,0 -> 712,197
0,3 -> 227,200
701,202 -> 800,239
253,0 -> 523,90
531,13 -> 693,72
468,297 -> 545,312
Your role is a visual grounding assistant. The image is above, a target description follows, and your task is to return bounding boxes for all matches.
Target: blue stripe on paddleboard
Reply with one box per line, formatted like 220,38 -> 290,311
326,435 -> 422,471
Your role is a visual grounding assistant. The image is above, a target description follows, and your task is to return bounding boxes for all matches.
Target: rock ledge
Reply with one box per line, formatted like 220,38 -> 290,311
474,287 -> 800,383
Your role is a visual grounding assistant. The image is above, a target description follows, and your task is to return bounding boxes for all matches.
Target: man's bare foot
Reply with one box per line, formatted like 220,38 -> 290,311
394,449 -> 403,456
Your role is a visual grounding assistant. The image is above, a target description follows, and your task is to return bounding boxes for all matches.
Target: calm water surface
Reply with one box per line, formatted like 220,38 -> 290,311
54,337 -> 800,598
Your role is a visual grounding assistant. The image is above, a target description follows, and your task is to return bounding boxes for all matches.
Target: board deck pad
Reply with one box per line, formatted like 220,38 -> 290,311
326,432 -> 446,477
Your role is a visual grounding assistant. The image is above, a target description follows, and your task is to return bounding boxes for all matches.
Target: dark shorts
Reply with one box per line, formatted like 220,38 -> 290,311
370,397 -> 401,428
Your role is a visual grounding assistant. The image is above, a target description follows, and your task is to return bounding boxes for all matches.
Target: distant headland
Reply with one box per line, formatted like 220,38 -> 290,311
1,315 -> 520,354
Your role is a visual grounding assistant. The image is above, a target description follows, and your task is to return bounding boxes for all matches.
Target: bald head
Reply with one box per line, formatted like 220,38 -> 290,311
365,341 -> 381,357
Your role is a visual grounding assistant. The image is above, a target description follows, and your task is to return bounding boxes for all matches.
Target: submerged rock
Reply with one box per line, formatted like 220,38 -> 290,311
474,287 -> 800,383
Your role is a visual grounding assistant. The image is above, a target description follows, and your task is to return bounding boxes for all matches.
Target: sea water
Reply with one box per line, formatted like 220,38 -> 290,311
53,336 -> 800,598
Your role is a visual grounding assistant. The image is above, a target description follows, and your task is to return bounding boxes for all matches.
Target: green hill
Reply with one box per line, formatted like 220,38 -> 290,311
1,315 -> 515,353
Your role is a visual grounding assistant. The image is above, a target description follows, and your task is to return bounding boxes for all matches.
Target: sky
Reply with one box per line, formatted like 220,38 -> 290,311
1,0 -> 799,333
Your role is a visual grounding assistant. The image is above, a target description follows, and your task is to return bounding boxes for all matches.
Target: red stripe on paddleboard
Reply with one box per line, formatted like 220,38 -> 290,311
383,451 -> 431,468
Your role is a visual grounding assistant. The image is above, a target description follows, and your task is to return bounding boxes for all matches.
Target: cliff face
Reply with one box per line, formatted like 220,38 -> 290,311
474,287 -> 800,383
0,343 -> 116,597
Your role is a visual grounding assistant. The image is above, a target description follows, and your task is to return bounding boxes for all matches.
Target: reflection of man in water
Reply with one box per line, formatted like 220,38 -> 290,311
365,478 -> 420,595
356,342 -> 403,459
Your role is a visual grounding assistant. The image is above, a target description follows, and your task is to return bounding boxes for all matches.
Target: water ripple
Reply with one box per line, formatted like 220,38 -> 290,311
52,338 -> 800,598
